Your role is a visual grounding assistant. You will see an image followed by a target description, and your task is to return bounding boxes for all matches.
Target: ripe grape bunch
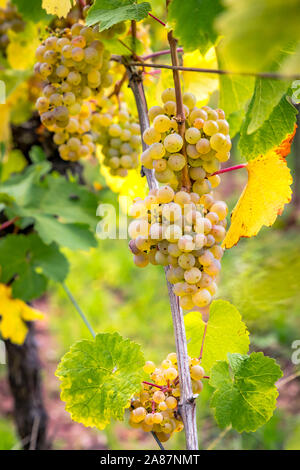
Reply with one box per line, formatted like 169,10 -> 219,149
93,105 -> 141,177
129,353 -> 205,442
141,88 -> 231,193
0,2 -> 24,52
35,22 -> 113,161
129,184 -> 227,310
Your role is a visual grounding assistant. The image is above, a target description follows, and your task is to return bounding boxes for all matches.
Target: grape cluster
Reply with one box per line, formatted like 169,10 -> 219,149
93,106 -> 141,177
141,88 -> 231,193
129,353 -> 205,442
35,23 -> 113,160
0,2 -> 24,52
129,185 -> 227,310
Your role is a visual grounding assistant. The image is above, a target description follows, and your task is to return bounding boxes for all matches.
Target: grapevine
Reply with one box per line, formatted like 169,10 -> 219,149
0,0 -> 298,454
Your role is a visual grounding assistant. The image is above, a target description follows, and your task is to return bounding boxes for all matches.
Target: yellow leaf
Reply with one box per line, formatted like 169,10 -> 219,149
0,284 -> 43,345
42,0 -> 73,18
182,48 -> 218,105
223,129 -> 296,249
7,22 -> 40,70
97,148 -> 147,212
0,104 -> 11,142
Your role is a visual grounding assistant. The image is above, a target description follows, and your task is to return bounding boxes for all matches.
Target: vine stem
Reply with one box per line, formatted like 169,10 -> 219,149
148,13 -> 166,27
127,62 -> 300,81
142,48 -> 184,61
167,31 -> 191,192
0,216 -> 19,231
126,64 -> 198,451
211,163 -> 247,176
62,283 -> 96,338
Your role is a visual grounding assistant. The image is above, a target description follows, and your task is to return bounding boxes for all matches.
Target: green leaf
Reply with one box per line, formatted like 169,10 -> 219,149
86,0 -> 151,31
33,214 -> 97,251
0,163 -> 99,250
215,0 -> 300,72
210,352 -> 283,432
185,300 -> 249,374
12,0 -> 54,23
168,0 -> 224,54
56,332 -> 145,429
246,48 -> 295,134
247,79 -> 291,135
239,94 -> 297,160
0,233 -> 69,301
29,146 -> 47,163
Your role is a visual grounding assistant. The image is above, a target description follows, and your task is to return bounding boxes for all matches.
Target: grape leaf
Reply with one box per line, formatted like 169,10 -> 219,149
33,214 -> 97,251
0,233 -> 69,301
168,0 -> 224,54
223,129 -> 295,249
245,46 -> 295,135
210,352 -> 283,432
86,0 -> 151,31
56,332 -> 145,429
185,300 -> 249,374
215,0 -> 300,73
12,0 -> 54,22
239,94 -> 297,160
42,0 -> 74,18
0,162 -> 99,250
246,78 -> 291,135
0,284 -> 43,345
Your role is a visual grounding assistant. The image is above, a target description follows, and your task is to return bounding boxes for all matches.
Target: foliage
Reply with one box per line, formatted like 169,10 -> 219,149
0,234 -> 69,301
168,0 -> 223,55
0,160 -> 99,250
0,283 -> 43,344
42,0 -> 74,19
223,133 -> 294,248
210,352 -> 283,432
185,300 -> 250,373
86,0 -> 151,31
56,332 -> 145,429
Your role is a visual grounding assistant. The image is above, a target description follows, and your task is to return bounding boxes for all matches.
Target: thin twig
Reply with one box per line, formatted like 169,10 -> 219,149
277,370 -> 300,389
148,13 -> 166,27
127,64 -> 198,450
167,31 -> 191,191
62,283 -> 96,338
211,163 -> 247,176
108,72 -> 127,98
151,431 -> 165,450
128,62 -> 300,81
118,39 -> 141,61
207,425 -> 232,451
199,323 -> 208,362
0,216 -> 19,231
142,48 -> 184,61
